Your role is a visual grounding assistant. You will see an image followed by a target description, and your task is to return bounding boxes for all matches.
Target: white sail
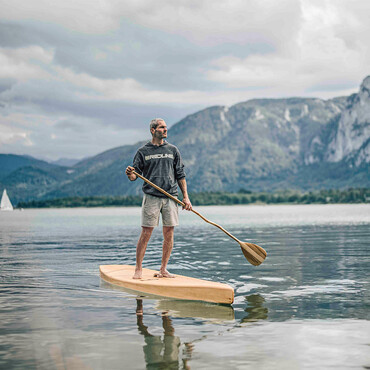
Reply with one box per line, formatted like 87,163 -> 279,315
0,189 -> 13,211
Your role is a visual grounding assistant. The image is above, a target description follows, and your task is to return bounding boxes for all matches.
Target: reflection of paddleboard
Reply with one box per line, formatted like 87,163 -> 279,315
155,300 -> 235,320
100,265 -> 234,304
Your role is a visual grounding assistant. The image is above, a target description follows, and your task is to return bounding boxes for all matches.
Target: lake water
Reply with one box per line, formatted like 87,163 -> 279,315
0,204 -> 369,369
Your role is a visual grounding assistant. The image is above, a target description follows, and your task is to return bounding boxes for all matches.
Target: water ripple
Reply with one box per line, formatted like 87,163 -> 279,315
0,206 -> 369,369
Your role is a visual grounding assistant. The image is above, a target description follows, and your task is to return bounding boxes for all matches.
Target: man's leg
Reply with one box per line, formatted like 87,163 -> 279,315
133,226 -> 154,279
155,198 -> 178,278
158,226 -> 175,278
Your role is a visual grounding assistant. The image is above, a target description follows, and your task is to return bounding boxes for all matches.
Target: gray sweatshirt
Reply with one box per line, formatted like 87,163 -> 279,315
133,141 -> 186,197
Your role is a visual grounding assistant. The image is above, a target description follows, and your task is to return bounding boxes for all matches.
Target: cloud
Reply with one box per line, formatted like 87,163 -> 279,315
0,46 -> 53,81
0,114 -> 33,146
0,0 -> 119,34
207,1 -> 369,93
111,0 -> 302,48
0,44 -> 231,110
0,0 -> 369,160
0,107 -> 148,160
55,66 -> 219,105
0,0 -> 301,42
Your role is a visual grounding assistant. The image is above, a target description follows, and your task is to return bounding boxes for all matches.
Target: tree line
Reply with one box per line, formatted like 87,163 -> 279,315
17,188 -> 369,208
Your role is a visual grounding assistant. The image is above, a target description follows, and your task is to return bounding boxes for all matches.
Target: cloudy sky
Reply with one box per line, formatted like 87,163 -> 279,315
1,0 -> 369,161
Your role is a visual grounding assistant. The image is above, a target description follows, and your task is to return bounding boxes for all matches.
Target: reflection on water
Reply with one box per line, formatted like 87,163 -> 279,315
0,205 -> 369,369
135,295 -> 268,370
48,345 -> 90,370
241,295 -> 269,323
136,299 -> 192,370
100,279 -> 235,321
155,300 -> 234,321
101,277 -> 270,325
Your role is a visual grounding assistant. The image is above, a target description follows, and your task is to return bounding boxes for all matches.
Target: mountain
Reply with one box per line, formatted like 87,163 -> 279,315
50,157 -> 83,167
1,77 -> 369,204
42,143 -> 145,200
0,154 -> 58,180
171,86 -> 369,192
326,77 -> 370,165
0,154 -> 73,203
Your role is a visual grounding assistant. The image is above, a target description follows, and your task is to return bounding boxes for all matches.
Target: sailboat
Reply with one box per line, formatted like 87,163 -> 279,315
0,189 -> 13,211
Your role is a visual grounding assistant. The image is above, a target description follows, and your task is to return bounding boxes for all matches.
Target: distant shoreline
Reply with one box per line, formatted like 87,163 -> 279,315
16,188 -> 369,208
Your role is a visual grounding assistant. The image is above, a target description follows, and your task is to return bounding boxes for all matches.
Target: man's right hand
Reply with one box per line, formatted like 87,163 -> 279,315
125,166 -> 137,181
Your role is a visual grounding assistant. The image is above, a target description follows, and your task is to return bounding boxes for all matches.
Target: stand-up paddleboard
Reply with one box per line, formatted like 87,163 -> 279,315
100,265 -> 234,304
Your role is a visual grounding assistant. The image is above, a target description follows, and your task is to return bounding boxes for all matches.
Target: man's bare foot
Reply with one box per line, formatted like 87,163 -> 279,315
154,270 -> 175,278
132,269 -> 142,279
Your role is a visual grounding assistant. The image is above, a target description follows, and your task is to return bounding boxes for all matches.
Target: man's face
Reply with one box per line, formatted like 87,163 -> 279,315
152,120 -> 167,139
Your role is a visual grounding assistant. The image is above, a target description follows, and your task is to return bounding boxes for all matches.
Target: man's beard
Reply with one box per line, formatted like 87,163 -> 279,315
155,131 -> 166,139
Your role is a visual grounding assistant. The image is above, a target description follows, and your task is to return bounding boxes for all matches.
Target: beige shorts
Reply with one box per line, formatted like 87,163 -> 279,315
141,193 -> 179,227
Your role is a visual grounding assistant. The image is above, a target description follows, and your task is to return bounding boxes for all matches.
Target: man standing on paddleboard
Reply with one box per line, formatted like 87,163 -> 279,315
125,118 -> 192,279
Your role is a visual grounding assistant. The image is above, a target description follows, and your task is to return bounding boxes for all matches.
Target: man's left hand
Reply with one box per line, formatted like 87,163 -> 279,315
182,197 -> 192,211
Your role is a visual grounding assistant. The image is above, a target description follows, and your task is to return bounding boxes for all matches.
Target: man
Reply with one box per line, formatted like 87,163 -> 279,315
125,118 -> 192,279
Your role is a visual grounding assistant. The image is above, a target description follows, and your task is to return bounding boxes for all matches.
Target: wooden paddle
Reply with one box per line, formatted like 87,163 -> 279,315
132,171 -> 267,266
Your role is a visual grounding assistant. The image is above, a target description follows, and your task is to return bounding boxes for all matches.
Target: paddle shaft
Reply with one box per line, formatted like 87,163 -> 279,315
132,171 -> 241,244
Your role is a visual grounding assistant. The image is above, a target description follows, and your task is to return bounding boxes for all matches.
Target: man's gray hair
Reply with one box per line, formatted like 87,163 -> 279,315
150,118 -> 165,131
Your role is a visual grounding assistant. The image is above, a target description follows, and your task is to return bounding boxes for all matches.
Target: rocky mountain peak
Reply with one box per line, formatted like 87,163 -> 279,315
361,75 -> 370,91
326,77 -> 370,165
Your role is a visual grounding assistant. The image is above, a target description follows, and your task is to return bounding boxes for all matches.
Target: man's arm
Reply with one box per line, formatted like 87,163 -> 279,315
178,178 -> 192,211
126,150 -> 144,181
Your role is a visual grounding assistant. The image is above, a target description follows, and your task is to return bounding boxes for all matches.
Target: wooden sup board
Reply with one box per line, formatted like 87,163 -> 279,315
100,265 -> 234,304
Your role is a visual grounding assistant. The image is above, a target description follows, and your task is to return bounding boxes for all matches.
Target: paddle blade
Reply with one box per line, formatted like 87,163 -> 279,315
240,242 -> 267,266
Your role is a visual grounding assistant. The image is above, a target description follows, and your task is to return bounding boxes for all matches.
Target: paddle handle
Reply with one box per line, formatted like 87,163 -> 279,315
133,171 -> 185,207
132,171 -> 241,244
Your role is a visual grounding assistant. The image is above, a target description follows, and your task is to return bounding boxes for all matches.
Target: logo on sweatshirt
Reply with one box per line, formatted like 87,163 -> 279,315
145,153 -> 174,161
